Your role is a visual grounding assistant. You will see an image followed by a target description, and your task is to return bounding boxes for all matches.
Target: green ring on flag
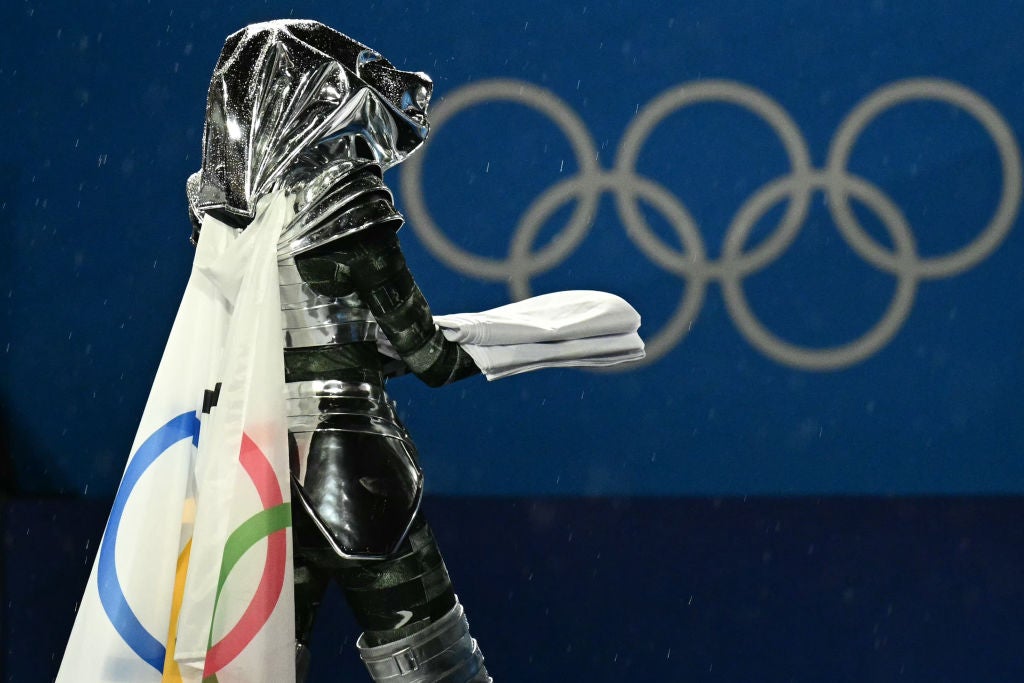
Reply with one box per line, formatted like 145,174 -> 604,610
202,433 -> 291,678
215,504 -> 292,599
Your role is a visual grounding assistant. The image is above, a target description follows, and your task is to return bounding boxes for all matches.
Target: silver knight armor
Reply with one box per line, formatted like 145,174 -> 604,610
189,20 -> 490,682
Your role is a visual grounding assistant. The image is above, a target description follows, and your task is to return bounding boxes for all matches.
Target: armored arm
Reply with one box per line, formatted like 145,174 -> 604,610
293,172 -> 480,388
349,230 -> 482,387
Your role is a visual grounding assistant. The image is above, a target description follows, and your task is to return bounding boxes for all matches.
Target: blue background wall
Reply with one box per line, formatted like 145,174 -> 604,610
2,2 -> 1024,682
3,0 -> 1023,498
6,497 -> 1024,682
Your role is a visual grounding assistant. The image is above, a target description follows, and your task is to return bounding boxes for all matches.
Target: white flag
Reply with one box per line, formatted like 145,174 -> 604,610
58,192 -> 296,683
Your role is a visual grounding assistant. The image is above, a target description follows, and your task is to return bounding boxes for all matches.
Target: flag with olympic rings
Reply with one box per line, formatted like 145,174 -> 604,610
57,194 -> 297,683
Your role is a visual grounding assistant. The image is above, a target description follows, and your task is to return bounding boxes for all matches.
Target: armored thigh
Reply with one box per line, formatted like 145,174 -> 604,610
288,378 -> 423,559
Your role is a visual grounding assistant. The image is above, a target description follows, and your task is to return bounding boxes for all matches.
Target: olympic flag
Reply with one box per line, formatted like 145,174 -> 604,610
57,195 -> 295,683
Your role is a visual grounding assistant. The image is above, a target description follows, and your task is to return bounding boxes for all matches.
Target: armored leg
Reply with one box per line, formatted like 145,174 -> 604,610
338,517 -> 491,682
293,500 -> 332,683
357,598 -> 489,682
293,501 -> 491,682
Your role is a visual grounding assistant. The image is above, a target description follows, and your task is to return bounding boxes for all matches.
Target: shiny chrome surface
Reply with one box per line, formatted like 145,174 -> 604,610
286,378 -> 413,482
279,257 -> 379,349
277,155 -> 405,257
287,378 -> 423,559
282,324 -> 378,349
357,598 -> 491,682
286,378 -> 386,401
187,19 -> 431,248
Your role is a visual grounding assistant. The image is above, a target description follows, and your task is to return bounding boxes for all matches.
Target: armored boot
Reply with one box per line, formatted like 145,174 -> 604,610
357,598 -> 491,682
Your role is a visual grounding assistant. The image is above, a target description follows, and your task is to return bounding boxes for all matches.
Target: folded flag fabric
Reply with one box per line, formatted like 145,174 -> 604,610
57,193 -> 297,683
451,331 -> 645,380
377,290 -> 646,380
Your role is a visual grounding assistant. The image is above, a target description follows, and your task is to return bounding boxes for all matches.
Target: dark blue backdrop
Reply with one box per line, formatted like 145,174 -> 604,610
3,3 -> 1024,683
6,497 -> 1024,682
3,1 -> 1024,497
4,0 -> 1023,498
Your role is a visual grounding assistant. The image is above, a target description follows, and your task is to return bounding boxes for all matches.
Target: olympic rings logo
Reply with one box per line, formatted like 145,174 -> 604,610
400,78 -> 1022,370
97,412 -> 289,678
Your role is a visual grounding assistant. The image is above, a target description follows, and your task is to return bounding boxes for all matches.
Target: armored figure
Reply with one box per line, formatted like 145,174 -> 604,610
187,20 -> 490,683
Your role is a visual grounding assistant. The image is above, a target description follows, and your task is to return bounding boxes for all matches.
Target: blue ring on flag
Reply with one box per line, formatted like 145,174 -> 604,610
96,411 -> 200,672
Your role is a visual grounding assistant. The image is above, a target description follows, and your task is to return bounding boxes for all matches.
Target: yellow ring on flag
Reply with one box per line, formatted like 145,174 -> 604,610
161,540 -> 193,682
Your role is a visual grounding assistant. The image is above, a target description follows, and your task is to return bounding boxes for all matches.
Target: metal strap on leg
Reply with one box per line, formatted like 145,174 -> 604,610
357,597 -> 491,682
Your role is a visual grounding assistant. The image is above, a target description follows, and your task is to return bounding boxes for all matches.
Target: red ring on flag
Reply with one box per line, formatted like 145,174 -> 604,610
203,434 -> 289,675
